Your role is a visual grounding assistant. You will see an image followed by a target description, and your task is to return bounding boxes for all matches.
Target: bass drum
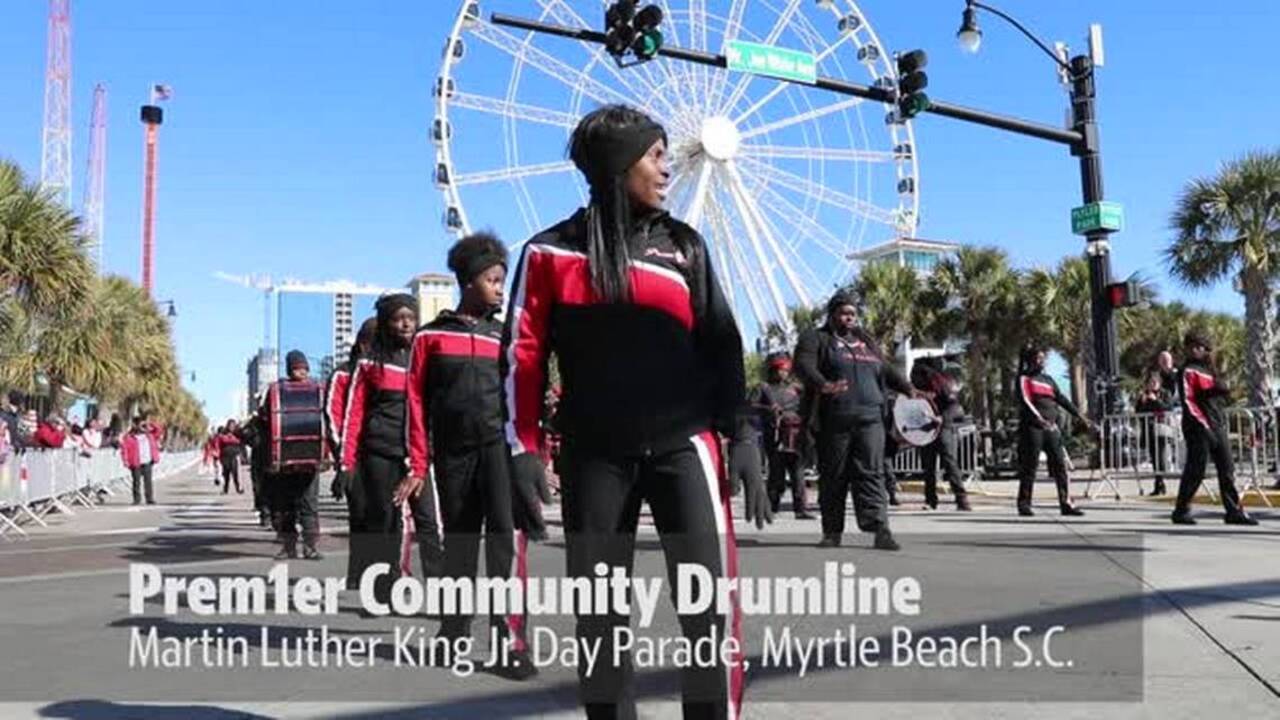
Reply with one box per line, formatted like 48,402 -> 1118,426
892,396 -> 942,447
267,380 -> 328,474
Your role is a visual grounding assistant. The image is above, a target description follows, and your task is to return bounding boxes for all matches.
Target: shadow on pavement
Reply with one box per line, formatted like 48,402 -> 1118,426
39,699 -> 273,719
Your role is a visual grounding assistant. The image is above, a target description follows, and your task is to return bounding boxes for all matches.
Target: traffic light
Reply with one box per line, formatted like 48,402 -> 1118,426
631,4 -> 664,60
604,1 -> 636,57
896,49 -> 929,120
604,1 -> 663,65
1105,280 -> 1142,309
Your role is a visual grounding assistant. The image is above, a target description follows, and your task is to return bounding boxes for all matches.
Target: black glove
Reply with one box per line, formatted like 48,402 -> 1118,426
728,439 -> 772,529
510,453 -> 548,538
330,471 -> 348,501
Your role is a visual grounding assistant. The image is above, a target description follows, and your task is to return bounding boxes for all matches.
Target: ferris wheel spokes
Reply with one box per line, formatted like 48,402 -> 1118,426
739,156 -> 899,227
725,161 -> 814,310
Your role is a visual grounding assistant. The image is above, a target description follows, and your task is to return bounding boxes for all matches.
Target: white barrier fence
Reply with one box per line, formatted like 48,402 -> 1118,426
888,424 -> 985,491
1089,407 -> 1275,506
0,448 -> 199,539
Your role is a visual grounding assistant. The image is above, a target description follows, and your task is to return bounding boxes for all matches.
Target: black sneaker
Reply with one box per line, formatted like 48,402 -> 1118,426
816,534 -> 841,548
1171,512 -> 1197,525
956,497 -> 973,512
274,545 -> 298,560
873,528 -> 900,551
888,494 -> 901,507
302,545 -> 324,560
1017,506 -> 1035,517
1150,480 -> 1167,496
794,510 -> 816,520
1224,513 -> 1259,526
1060,505 -> 1085,517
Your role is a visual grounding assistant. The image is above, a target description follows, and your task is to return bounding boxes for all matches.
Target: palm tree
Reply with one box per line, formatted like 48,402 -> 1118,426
1166,150 -> 1280,407
926,246 -> 1020,428
0,159 -> 93,318
1024,257 -> 1094,413
761,303 -> 825,352
852,261 -> 930,352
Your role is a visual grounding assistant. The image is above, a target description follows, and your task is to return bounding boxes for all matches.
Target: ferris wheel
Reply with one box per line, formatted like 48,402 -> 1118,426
433,0 -> 920,335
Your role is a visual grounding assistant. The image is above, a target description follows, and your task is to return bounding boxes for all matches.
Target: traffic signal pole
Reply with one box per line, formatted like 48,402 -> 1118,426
490,12 -> 1121,415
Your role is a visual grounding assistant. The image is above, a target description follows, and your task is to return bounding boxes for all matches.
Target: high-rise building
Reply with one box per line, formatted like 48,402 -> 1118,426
407,272 -> 456,324
275,282 -> 392,379
245,348 -> 278,413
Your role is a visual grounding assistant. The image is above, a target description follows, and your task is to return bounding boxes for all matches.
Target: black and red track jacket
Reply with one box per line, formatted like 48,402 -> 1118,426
503,208 -> 747,458
1178,359 -> 1230,431
405,310 -> 505,478
1016,371 -> 1081,428
324,365 -> 352,464
341,348 -> 410,472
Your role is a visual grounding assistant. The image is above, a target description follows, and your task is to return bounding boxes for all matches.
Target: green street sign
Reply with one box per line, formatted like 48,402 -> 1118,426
725,39 -> 817,85
1071,201 -> 1124,235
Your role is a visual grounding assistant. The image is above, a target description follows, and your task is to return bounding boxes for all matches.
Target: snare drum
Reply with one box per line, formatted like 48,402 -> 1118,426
775,413 -> 804,455
266,380 -> 328,474
891,396 -> 942,447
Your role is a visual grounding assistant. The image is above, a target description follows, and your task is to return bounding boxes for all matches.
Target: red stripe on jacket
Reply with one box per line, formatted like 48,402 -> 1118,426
405,329 -> 503,478
325,369 -> 351,459
503,245 -> 694,456
341,359 -> 408,472
1183,367 -> 1214,429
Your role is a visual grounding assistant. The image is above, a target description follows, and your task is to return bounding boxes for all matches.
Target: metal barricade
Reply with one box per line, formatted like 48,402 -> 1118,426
887,424 -> 985,492
1095,407 -> 1274,507
0,447 -> 200,539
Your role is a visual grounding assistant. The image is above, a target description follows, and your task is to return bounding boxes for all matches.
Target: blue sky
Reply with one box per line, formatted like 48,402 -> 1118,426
2,1 -> 1277,424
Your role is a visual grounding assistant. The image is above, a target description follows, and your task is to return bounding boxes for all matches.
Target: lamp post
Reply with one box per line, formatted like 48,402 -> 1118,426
956,0 -> 1119,417
157,299 -> 177,319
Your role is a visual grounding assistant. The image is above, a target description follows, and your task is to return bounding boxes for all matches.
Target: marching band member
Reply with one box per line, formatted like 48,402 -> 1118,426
342,296 -> 442,597
1172,332 -> 1258,525
795,292 -> 911,551
402,231 -> 535,679
260,351 -> 324,559
1014,346 -> 1092,517
326,318 -> 377,588
503,104 -> 769,719
911,359 -> 971,511
752,352 -> 813,519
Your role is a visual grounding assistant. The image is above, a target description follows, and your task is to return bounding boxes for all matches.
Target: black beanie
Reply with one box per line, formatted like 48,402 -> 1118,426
569,105 -> 667,189
285,350 -> 309,370
376,293 -> 417,324
826,291 -> 856,316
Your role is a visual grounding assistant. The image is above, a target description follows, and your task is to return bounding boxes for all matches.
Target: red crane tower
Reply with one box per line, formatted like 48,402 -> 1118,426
140,84 -> 170,294
41,0 -> 72,207
82,83 -> 107,270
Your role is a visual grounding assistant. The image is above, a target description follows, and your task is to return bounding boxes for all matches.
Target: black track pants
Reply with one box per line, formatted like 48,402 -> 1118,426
1016,426 -> 1071,510
1175,422 -> 1243,516
558,431 -> 743,720
922,427 -> 967,505
818,418 -> 889,536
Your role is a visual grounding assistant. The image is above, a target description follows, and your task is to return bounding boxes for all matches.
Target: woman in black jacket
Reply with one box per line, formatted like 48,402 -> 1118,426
1014,346 -> 1093,517
794,292 -> 913,551
502,104 -> 770,720
341,294 -> 442,600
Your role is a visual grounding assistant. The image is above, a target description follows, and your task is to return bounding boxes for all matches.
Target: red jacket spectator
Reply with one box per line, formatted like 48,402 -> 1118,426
32,421 -> 67,449
120,430 -> 162,469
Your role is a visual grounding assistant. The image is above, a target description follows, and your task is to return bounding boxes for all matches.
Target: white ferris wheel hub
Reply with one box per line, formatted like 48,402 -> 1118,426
699,115 -> 741,161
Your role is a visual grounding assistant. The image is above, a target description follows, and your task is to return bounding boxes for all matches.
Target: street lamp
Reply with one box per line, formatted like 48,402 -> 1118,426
954,0 -> 1121,417
956,4 -> 982,53
157,299 -> 177,318
955,0 -> 1073,76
